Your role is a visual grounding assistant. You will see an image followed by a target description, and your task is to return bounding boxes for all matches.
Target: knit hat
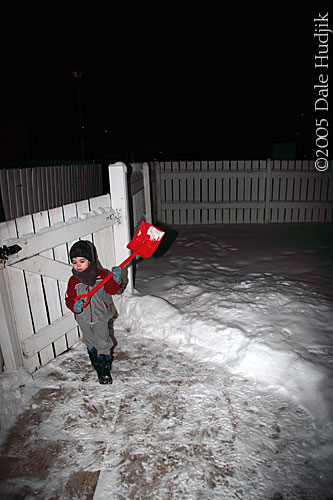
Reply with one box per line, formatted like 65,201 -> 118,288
70,241 -> 93,262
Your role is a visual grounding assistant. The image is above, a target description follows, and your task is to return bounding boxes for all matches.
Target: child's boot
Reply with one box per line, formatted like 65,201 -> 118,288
96,353 -> 113,384
88,347 -> 98,370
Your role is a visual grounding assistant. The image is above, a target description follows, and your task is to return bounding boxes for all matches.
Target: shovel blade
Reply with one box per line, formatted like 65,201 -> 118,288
127,221 -> 165,258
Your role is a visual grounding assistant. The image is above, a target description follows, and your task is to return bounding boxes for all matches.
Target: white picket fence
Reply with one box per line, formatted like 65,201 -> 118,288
155,160 -> 333,224
0,163 -> 103,221
0,162 -> 149,374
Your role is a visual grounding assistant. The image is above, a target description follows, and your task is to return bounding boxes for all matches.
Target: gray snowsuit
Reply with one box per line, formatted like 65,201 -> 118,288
65,265 -> 121,355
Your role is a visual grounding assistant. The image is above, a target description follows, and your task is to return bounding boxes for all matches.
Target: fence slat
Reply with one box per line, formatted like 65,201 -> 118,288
223,166 -> 230,223
201,161 -> 208,224
32,211 -> 59,365
208,161 -> 216,224
90,194 -> 114,272
251,174 -> 259,223
172,162 -> 180,224
230,162 -> 237,223
164,162 -> 173,224
186,161 -> 194,225
194,161 -> 201,224
14,214 -> 43,371
215,162 -> 222,223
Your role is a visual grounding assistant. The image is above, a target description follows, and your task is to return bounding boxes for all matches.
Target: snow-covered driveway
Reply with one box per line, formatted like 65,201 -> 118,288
0,223 -> 332,499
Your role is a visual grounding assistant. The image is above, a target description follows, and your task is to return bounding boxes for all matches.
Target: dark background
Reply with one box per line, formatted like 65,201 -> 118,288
0,9 -> 323,163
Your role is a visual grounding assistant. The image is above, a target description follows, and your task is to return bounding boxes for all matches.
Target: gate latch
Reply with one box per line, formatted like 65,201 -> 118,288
0,244 -> 22,263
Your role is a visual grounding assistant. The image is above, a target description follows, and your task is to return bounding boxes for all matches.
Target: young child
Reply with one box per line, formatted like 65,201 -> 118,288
65,240 -> 122,384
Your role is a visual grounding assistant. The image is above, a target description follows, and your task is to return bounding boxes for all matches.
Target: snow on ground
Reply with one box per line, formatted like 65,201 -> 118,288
0,222 -> 332,499
126,223 -> 333,421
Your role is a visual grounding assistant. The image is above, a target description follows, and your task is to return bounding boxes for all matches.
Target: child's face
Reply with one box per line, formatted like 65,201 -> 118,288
72,257 -> 90,272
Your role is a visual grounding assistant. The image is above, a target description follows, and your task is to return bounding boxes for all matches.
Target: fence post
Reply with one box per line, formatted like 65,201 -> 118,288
155,163 -> 162,223
0,268 -> 23,370
143,163 -> 152,224
109,162 -> 133,292
265,160 -> 272,223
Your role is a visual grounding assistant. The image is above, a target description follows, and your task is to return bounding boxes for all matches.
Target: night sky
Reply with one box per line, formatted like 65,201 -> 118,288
1,9 -> 320,162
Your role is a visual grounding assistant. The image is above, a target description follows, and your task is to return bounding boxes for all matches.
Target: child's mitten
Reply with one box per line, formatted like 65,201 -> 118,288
73,298 -> 85,313
112,266 -> 122,283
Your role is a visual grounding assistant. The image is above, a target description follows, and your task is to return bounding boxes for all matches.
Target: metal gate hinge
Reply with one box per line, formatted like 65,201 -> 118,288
0,244 -> 22,262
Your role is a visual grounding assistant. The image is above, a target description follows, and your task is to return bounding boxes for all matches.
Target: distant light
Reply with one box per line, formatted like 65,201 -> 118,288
104,130 -> 108,133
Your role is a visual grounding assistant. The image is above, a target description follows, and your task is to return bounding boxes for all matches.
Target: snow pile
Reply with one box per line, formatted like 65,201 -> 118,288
121,224 -> 333,426
0,368 -> 33,443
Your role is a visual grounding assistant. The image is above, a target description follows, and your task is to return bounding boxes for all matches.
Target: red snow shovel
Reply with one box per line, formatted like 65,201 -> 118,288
74,221 -> 165,309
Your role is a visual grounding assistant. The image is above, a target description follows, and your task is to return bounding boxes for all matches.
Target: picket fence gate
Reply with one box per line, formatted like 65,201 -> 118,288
154,160 -> 333,224
0,162 -> 148,374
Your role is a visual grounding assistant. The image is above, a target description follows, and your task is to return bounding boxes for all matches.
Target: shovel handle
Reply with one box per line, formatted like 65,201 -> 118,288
74,252 -> 136,309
